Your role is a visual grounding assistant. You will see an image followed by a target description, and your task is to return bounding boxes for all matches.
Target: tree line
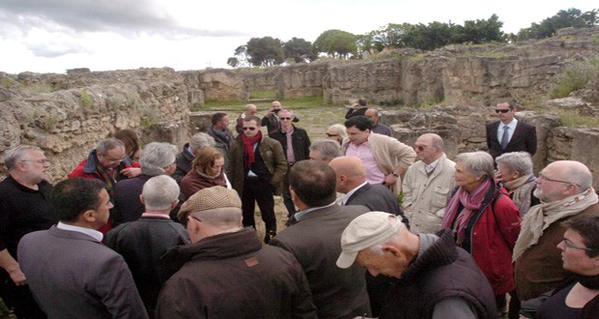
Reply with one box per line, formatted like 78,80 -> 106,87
227,8 -> 598,67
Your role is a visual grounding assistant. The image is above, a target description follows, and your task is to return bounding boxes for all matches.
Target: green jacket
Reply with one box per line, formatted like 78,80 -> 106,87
227,134 -> 287,195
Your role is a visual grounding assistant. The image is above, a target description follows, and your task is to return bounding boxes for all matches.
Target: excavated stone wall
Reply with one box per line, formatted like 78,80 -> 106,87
0,68 -> 190,181
193,27 -> 599,107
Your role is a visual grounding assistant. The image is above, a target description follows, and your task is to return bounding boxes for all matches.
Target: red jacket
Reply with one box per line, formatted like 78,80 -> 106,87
447,185 -> 521,296
68,150 -> 140,234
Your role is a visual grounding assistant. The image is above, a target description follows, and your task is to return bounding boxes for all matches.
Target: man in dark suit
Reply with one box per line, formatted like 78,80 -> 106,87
328,155 -> 403,317
270,160 -> 370,319
486,101 -> 537,159
18,179 -> 147,319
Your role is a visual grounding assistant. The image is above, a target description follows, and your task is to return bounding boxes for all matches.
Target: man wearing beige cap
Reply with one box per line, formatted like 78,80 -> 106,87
337,212 -> 497,319
156,186 -> 316,319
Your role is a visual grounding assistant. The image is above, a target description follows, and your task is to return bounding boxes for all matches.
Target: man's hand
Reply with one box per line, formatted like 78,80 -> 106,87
384,174 -> 398,187
120,167 -> 141,178
8,267 -> 27,286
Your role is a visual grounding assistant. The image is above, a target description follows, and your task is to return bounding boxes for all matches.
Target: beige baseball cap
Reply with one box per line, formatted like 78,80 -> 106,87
336,212 -> 404,269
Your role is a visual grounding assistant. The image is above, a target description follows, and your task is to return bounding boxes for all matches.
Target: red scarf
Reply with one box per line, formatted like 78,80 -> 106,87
442,178 -> 492,244
241,131 -> 262,169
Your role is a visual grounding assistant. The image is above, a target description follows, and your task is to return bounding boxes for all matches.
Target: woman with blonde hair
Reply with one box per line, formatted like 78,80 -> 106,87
180,147 -> 231,199
325,124 -> 347,145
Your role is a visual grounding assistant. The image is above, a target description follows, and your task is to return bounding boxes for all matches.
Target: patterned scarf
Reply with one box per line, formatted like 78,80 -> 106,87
241,131 -> 262,169
442,178 -> 493,244
503,174 -> 536,216
513,188 -> 598,261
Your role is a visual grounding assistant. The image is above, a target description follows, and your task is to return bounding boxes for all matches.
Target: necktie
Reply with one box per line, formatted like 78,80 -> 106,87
500,125 -> 510,150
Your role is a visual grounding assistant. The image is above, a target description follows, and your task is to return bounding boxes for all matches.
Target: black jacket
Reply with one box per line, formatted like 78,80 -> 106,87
270,126 -> 311,164
380,231 -> 497,319
486,120 -> 537,159
172,144 -> 194,184
105,216 -> 189,314
156,228 -> 317,319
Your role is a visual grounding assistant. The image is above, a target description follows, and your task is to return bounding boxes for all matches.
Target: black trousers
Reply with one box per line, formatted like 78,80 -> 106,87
282,171 -> 296,218
242,177 -> 277,232
1,274 -> 46,318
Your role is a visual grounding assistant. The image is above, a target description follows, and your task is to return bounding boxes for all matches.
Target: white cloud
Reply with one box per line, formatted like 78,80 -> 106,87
0,0 -> 596,73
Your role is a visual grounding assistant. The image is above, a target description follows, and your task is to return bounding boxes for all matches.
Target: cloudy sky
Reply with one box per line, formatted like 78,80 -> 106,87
0,0 -> 595,74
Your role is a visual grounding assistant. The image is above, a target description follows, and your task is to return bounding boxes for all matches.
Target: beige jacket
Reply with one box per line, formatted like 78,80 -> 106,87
342,133 -> 416,194
402,154 -> 456,233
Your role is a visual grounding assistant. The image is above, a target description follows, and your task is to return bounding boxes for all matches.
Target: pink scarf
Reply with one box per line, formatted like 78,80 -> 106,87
442,179 -> 493,243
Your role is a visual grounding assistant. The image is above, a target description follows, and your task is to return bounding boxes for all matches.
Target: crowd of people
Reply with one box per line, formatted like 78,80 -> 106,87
1,99 -> 599,319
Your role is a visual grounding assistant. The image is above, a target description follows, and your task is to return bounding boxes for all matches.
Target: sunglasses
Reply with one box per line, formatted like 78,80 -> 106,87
495,109 -> 510,113
242,127 -> 257,131
280,117 -> 292,120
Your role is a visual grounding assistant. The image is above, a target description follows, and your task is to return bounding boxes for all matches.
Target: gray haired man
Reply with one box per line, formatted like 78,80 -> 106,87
337,211 -> 497,319
107,175 -> 189,316
111,142 -> 178,226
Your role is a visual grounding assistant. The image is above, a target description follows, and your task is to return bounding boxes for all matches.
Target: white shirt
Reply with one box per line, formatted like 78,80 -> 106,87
56,221 -> 103,242
497,118 -> 518,145
341,181 -> 368,205
425,157 -> 441,174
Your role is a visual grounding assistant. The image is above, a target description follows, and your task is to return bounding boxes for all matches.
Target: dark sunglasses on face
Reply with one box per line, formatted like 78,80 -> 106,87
495,109 -> 510,113
280,117 -> 292,120
243,127 -> 257,131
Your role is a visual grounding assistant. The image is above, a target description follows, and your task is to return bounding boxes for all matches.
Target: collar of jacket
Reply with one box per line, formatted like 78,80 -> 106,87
398,230 -> 458,285
83,149 -> 100,174
177,228 -> 262,261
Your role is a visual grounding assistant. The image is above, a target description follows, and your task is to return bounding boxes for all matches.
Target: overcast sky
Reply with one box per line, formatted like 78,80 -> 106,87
0,0 -> 596,74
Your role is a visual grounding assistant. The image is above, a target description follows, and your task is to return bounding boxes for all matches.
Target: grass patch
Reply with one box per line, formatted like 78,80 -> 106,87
550,57 -> 599,98
593,35 -> 599,46
249,90 -> 277,99
558,109 -> 599,128
0,77 -> 17,88
201,96 -> 325,112
80,91 -> 94,108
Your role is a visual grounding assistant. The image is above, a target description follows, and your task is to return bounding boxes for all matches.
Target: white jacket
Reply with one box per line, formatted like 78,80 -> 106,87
402,154 -> 456,233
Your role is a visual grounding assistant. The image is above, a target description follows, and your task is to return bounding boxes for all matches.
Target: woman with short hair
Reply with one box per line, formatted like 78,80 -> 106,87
495,151 -> 539,216
180,147 -> 231,199
442,151 -> 521,315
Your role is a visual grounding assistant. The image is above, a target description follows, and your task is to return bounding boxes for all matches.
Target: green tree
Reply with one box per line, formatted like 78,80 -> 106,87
283,37 -> 316,63
227,57 -> 239,67
244,37 -> 285,66
517,8 -> 598,40
313,29 -> 357,58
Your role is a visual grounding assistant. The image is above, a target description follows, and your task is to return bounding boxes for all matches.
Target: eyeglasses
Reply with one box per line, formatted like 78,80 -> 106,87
495,109 -> 511,113
538,173 -> 578,186
415,145 -> 427,151
242,127 -> 257,131
23,159 -> 50,164
280,117 -> 292,121
561,238 -> 595,252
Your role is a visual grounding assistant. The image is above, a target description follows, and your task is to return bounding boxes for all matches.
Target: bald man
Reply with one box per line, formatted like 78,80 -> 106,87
514,160 -> 599,302
329,156 -> 402,216
401,133 -> 455,233
365,108 -> 392,136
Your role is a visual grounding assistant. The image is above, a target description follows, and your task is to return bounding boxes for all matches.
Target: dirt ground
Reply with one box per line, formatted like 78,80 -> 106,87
251,106 -> 348,237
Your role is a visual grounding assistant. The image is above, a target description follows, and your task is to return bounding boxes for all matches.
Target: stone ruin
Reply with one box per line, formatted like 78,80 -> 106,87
1,27 -> 599,186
